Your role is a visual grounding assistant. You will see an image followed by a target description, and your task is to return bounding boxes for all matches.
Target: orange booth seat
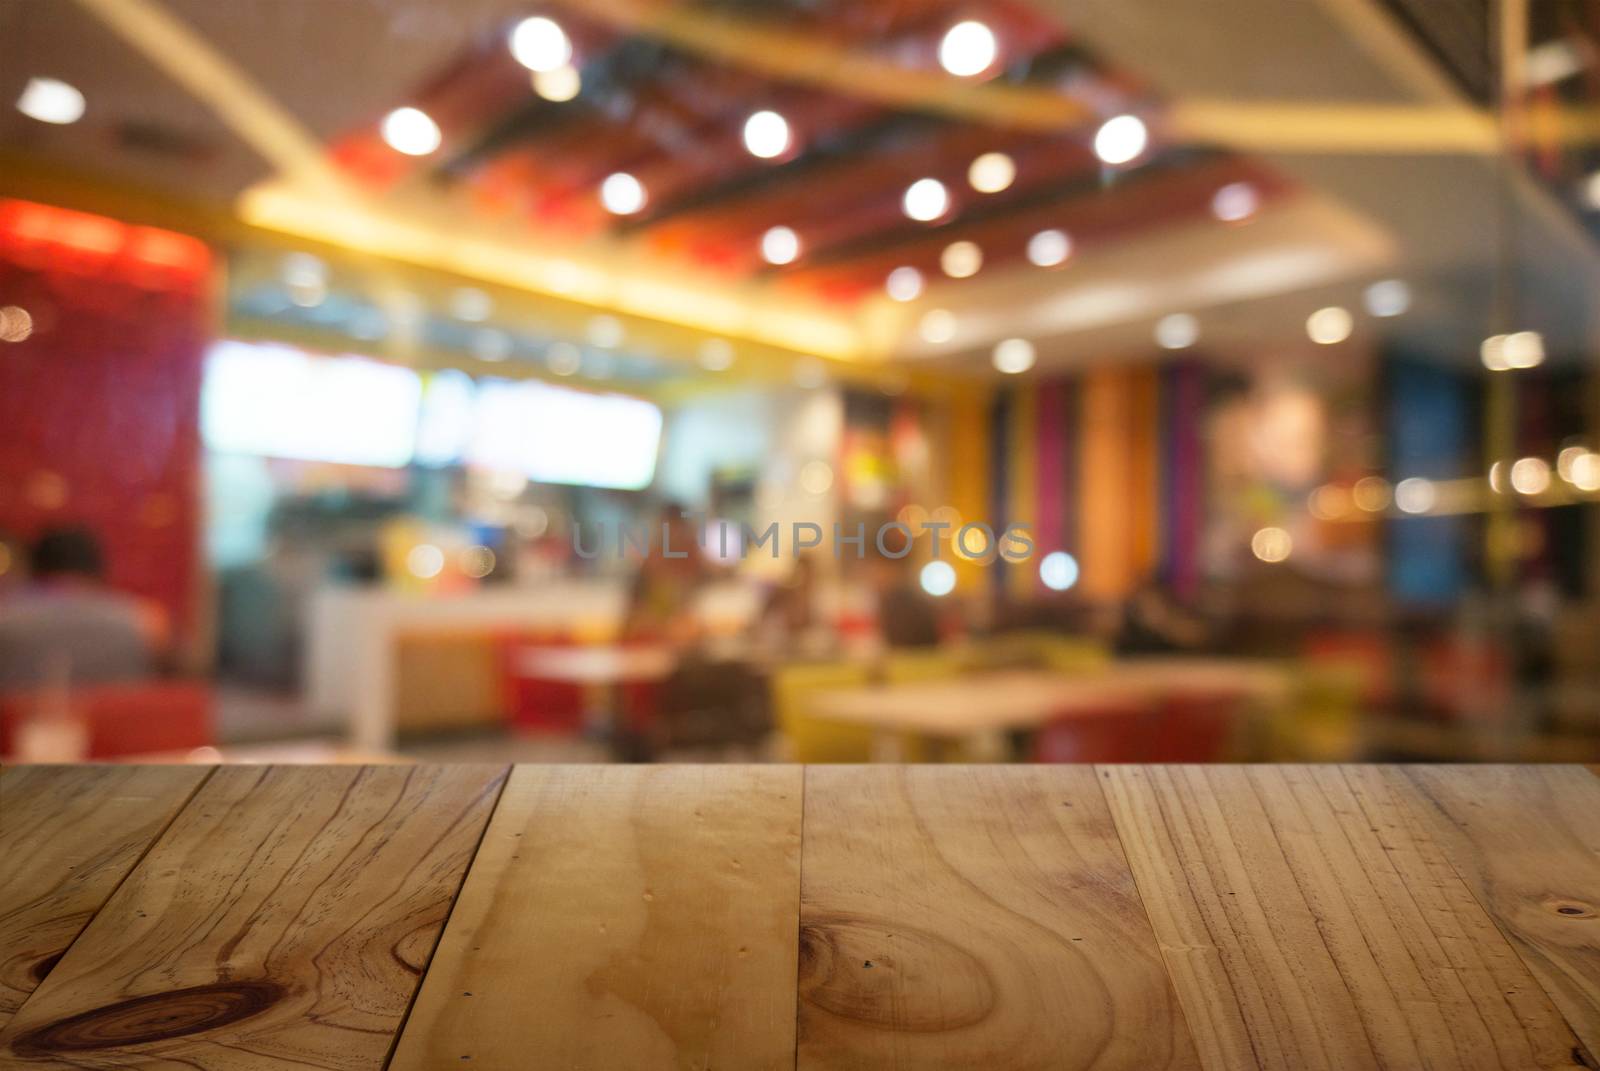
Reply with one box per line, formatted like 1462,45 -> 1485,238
0,679 -> 214,759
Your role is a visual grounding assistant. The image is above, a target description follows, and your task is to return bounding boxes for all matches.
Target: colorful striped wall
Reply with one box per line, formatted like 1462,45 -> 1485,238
936,361 -> 1206,602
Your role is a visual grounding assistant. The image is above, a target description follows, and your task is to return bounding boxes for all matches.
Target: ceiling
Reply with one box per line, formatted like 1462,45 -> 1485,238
4,0 -> 1600,383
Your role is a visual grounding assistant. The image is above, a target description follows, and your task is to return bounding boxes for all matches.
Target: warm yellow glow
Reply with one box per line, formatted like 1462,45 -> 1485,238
459,546 -> 496,578
407,543 -> 445,579
381,107 -> 441,156
991,338 -> 1035,374
1352,476 -> 1391,512
237,183 -> 864,358
1306,306 -> 1353,344
967,151 -> 1015,193
940,240 -> 982,278
0,306 -> 34,343
1570,452 -> 1600,491
1308,484 -> 1351,520
1251,526 -> 1292,562
533,64 -> 582,102
918,308 -> 957,343
800,459 -> 834,495
1509,457 -> 1550,495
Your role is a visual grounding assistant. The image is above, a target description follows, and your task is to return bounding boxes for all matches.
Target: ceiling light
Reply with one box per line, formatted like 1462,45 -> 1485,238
546,341 -> 581,376
1569,452 -> 1600,491
1250,527 -> 1292,563
381,107 -> 441,156
940,240 -> 982,278
1306,306 -> 1353,344
16,77 -> 84,125
885,266 -> 923,302
919,309 -> 956,344
533,64 -> 581,102
938,21 -> 998,77
967,151 -> 1015,193
1210,181 -> 1259,222
600,172 -> 646,214
743,110 -> 791,159
1026,229 -> 1071,267
902,178 -> 950,222
1509,456 -> 1550,495
1093,114 -> 1147,165
991,337 -> 1035,374
450,287 -> 492,322
1502,330 -> 1544,368
1363,279 -> 1410,317
1394,477 -> 1436,514
698,339 -> 734,371
1481,334 -> 1509,371
510,16 -> 572,72
1155,313 -> 1199,350
761,225 -> 800,265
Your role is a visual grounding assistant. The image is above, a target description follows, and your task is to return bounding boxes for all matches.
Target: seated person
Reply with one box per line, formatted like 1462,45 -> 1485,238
0,527 -> 160,691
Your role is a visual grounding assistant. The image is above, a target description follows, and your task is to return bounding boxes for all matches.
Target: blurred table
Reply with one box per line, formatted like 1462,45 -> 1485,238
514,644 -> 678,756
809,658 -> 1293,759
3,764 -> 1596,1068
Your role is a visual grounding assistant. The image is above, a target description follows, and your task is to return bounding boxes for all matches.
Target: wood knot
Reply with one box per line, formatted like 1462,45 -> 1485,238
10,981 -> 284,1056
1547,899 -> 1596,920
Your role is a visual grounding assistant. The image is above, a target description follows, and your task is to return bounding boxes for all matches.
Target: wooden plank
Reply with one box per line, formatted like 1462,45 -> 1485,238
797,765 -> 1199,1070
1100,765 -> 1589,1071
0,764 -> 505,1069
0,765 -> 210,1027
1396,765 -> 1600,1061
388,764 -> 803,1071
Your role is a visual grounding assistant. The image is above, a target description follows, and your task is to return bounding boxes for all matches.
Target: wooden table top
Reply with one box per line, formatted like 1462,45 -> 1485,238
810,659 -> 1293,735
1,763 -> 1596,1069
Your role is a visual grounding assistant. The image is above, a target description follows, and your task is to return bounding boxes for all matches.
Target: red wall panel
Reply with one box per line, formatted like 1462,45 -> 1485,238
0,199 -> 214,640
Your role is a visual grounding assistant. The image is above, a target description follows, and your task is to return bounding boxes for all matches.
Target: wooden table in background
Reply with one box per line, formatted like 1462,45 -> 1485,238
1,763 -> 1596,1069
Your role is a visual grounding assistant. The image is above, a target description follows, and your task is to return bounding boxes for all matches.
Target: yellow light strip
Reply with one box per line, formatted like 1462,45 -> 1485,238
238,182 -> 864,358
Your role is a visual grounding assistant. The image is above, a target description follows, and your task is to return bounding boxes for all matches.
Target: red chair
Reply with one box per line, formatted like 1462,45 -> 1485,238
0,680 -> 213,759
1031,702 -> 1151,763
1145,693 -> 1237,762
497,632 -> 586,734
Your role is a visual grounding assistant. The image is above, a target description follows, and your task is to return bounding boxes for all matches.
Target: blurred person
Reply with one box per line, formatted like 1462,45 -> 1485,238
756,553 -> 833,654
622,504 -> 709,644
871,526 -> 942,649
0,526 -> 163,691
1115,579 -> 1210,656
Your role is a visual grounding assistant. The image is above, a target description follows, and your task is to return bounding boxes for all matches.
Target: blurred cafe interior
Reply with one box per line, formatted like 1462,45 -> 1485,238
1,0 -> 1598,766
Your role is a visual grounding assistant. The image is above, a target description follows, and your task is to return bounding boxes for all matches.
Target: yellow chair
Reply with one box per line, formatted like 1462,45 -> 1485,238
770,661 -> 875,763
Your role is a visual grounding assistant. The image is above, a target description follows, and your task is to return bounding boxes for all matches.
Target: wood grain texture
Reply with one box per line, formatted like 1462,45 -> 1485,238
1101,765 -> 1590,1071
0,764 -> 506,1069
0,765 -> 210,1027
1396,765 -> 1600,1061
388,764 -> 803,1071
797,765 -> 1199,1070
